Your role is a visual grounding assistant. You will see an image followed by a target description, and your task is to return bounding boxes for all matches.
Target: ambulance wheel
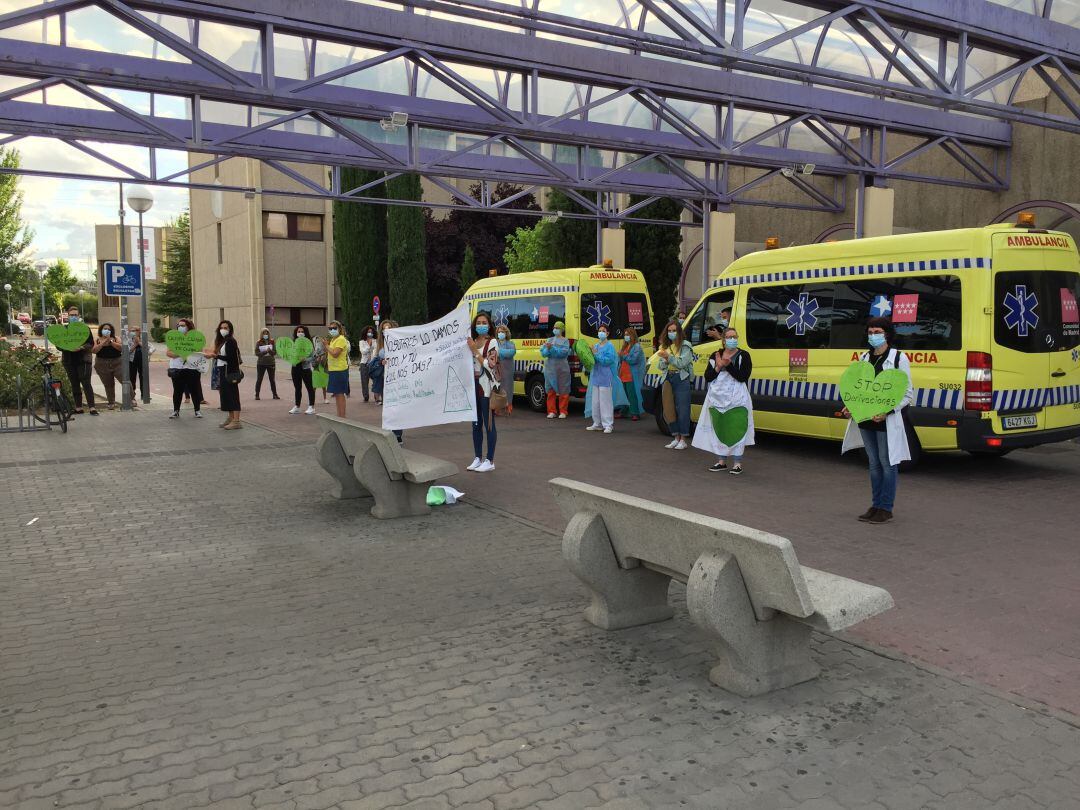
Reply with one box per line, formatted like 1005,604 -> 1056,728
526,374 -> 546,413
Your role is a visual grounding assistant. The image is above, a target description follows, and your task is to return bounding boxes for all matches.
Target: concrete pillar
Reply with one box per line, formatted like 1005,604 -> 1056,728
707,210 -> 736,285
857,185 -> 895,238
601,227 -> 625,268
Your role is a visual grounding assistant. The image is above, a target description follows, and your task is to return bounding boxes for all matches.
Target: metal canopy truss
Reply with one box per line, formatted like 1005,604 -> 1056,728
0,0 -> 1020,209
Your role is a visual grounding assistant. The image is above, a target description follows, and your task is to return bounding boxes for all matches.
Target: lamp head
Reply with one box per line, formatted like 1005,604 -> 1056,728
126,184 -> 155,214
3,283 -> 11,291
34,260 -> 47,275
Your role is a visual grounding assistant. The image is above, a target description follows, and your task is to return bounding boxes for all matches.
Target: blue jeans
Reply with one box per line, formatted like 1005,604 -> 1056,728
473,394 -> 497,461
666,375 -> 692,436
861,428 -> 898,511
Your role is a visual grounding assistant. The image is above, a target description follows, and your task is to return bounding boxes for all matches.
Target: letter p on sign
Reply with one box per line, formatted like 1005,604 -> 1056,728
111,265 -> 125,284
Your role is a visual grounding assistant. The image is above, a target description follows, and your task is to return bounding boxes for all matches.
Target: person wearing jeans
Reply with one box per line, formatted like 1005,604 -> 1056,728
466,312 -> 498,473
60,306 -> 97,415
841,316 -> 914,525
657,319 -> 695,450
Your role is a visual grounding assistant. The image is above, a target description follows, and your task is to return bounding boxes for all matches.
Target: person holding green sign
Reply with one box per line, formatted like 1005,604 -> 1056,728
166,318 -> 205,419
286,325 -> 317,415
840,317 -> 914,525
59,305 -> 97,415
692,327 -> 754,474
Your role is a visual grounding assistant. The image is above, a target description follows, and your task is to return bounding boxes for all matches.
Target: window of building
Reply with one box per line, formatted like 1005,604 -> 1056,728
579,292 -> 652,339
831,275 -> 963,351
746,284 -> 833,349
268,307 -> 327,326
262,212 -> 324,241
475,295 -> 567,339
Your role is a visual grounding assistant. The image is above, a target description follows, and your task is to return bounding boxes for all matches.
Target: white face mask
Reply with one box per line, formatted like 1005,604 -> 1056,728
219,328 -> 230,338
177,326 -> 188,334
101,329 -> 112,337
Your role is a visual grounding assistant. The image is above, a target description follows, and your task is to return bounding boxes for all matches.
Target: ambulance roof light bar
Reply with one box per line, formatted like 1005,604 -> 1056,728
1016,211 -> 1036,227
765,237 -> 780,250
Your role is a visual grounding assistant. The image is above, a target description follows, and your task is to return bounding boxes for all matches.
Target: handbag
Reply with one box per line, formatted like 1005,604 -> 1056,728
167,367 -> 179,379
368,356 -> 384,380
484,367 -> 509,414
225,369 -> 245,385
210,364 -> 222,390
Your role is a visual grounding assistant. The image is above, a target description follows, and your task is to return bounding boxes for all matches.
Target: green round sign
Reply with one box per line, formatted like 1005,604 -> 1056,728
164,329 -> 206,359
45,322 -> 91,351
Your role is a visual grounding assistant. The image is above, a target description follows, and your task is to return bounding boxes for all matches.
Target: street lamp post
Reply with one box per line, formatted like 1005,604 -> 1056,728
126,185 -> 154,405
3,283 -> 12,336
35,260 -> 49,353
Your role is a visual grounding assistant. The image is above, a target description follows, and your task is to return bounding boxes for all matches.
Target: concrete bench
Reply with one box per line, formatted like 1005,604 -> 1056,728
549,478 -> 894,696
316,414 -> 458,519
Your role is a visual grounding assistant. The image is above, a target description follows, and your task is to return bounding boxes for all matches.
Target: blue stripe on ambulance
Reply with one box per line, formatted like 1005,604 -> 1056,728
710,257 -> 992,289
464,285 -> 579,302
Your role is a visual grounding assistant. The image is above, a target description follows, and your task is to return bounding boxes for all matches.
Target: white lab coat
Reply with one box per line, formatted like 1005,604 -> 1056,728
841,348 -> 914,467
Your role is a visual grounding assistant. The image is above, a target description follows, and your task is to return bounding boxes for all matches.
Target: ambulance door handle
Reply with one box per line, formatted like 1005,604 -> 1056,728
1051,370 -> 1066,378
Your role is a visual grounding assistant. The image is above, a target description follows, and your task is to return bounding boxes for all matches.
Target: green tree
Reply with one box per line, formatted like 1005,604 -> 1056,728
43,259 -> 77,315
334,168 -> 388,341
544,189 -> 595,268
459,244 -> 477,294
624,196 -> 683,325
504,220 -> 555,274
151,211 -> 193,319
0,148 -> 34,296
62,292 -> 97,323
384,173 -> 427,325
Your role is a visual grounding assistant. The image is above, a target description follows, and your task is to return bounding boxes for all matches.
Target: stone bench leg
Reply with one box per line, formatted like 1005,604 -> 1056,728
686,550 -> 819,697
353,443 -> 431,519
316,431 -> 369,500
563,511 -> 675,630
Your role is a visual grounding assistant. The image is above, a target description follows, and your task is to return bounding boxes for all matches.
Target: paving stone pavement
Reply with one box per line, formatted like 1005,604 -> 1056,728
1,417 -> 1079,809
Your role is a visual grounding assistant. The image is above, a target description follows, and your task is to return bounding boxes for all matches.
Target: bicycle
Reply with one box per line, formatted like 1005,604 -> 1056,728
27,355 -> 73,433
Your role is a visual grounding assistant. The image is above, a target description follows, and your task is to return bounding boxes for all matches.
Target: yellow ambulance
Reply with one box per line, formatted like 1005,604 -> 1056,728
644,218 -> 1080,460
462,264 -> 656,411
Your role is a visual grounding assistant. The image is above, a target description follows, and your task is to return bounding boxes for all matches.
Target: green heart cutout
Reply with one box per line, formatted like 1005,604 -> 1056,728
164,329 -> 206,359
840,361 -> 908,423
312,367 -> 330,390
275,336 -> 313,366
708,406 -> 749,447
45,322 -> 90,351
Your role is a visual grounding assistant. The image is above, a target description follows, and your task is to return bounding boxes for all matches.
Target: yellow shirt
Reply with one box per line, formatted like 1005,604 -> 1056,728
327,335 -> 350,371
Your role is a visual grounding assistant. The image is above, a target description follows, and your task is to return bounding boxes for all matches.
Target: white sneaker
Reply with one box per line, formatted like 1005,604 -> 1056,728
674,439 -> 687,450
475,459 -> 495,473
289,406 -> 301,414
194,411 -> 202,418
586,425 -> 602,431
467,457 -> 482,471
546,413 -> 556,419
558,413 -> 567,419
665,438 -> 679,449
169,411 -> 179,419
305,406 -> 315,415
603,427 -> 613,434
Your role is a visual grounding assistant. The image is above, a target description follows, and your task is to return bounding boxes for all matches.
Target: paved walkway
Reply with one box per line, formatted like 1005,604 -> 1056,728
2,397 -> 1079,808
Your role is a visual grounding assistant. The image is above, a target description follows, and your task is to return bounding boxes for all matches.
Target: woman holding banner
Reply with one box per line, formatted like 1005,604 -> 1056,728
466,313 -> 498,473
841,317 -> 914,525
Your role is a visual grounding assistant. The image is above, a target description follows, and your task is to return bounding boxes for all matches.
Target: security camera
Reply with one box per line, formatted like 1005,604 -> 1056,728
390,111 -> 408,127
801,163 -> 816,176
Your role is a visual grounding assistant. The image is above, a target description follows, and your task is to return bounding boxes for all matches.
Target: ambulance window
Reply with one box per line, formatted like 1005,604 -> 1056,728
478,296 -> 566,340
994,272 -> 1054,353
579,293 -> 651,339
746,285 -> 833,349
1049,271 -> 1080,351
684,293 -> 734,345
831,276 -> 962,351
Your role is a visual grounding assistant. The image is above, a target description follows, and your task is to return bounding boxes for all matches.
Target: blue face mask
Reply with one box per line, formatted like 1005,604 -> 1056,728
476,324 -> 489,335
868,333 -> 887,348
623,335 -> 632,343
68,315 -> 80,323
724,338 -> 738,350
597,331 -> 607,341
553,328 -> 561,337
667,331 -> 678,341
328,328 -> 339,337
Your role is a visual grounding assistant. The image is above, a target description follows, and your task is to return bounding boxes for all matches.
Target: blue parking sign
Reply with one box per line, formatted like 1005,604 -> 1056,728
104,262 -> 143,297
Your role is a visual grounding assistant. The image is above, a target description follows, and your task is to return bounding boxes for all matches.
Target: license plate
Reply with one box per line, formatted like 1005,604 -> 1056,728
1002,414 -> 1038,430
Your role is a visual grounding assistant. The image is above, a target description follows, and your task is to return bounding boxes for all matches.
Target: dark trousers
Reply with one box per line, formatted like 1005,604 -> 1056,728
129,360 -> 140,396
359,364 -> 371,401
291,365 -> 314,407
256,365 -> 278,398
171,369 -> 202,412
63,359 -> 95,408
472,391 -> 497,461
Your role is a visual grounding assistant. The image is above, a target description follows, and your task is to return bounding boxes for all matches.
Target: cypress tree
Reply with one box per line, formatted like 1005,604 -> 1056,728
624,196 -> 683,325
151,211 -> 192,319
459,245 -> 477,295
334,168 -> 388,340
384,173 -> 428,325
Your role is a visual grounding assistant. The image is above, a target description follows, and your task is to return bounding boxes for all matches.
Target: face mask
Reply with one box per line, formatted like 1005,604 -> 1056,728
718,319 -> 729,329
623,335 -> 631,343
101,329 -> 112,337
597,331 -> 607,341
475,324 -> 489,335
328,328 -> 339,337
262,334 -> 270,341
724,338 -> 738,350
677,318 -> 684,325
868,333 -> 887,348
219,328 -> 230,338
296,333 -> 304,339
553,328 -> 561,337
497,333 -> 508,341
68,315 -> 79,323
178,326 -> 188,334
667,331 -> 678,341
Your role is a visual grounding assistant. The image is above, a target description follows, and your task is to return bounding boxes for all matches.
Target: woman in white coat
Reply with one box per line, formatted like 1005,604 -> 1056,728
692,327 -> 754,475
841,317 -> 914,525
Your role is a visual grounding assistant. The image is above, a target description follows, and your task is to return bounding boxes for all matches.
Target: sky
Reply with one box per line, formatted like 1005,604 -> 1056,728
13,137 -> 190,287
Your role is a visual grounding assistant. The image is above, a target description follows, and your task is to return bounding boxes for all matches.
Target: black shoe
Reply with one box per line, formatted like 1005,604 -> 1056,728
729,464 -> 743,476
255,394 -> 260,400
857,507 -> 877,522
708,461 -> 727,472
868,509 -> 893,524
272,395 -> 280,400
